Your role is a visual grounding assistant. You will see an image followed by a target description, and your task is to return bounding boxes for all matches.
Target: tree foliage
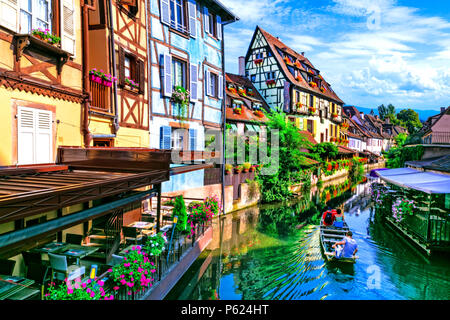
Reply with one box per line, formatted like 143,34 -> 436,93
397,108 -> 422,133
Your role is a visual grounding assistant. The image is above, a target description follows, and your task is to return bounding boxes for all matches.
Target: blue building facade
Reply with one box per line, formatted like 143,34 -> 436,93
148,0 -> 237,193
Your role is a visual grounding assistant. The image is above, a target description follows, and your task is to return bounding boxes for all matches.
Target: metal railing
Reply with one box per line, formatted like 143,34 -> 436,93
90,79 -> 111,112
103,221 -> 211,300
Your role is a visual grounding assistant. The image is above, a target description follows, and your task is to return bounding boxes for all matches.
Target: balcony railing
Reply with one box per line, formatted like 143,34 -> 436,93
90,79 -> 111,112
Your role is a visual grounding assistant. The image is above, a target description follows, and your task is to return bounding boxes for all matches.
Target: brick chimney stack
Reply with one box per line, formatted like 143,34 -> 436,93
238,56 -> 245,77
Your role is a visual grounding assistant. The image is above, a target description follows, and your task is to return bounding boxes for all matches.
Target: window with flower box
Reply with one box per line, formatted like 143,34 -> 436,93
0,0 -> 76,55
118,47 -> 144,94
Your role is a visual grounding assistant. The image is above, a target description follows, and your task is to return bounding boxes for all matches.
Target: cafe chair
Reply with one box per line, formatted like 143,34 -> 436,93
122,226 -> 144,245
48,253 -> 85,282
65,233 -> 83,245
0,258 -> 16,276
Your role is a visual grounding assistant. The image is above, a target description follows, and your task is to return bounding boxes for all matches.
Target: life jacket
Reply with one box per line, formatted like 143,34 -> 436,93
324,210 -> 333,225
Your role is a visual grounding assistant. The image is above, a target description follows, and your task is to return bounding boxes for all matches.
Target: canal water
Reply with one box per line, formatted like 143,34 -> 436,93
166,179 -> 450,300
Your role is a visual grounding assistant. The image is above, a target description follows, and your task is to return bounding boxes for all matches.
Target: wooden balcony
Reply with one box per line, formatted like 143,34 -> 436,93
90,79 -> 111,112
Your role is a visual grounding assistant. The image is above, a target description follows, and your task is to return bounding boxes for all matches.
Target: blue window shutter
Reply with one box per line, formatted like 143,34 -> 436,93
160,126 -> 171,149
163,54 -> 172,97
189,128 -> 197,151
190,63 -> 198,102
218,74 -> 223,99
217,15 -> 222,40
203,7 -> 210,34
160,0 -> 170,26
188,0 -> 197,38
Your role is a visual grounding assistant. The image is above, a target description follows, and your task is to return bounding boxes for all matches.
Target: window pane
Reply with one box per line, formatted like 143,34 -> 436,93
20,0 -> 32,12
172,59 -> 185,88
20,11 -> 32,33
37,0 -> 49,22
35,19 -> 48,30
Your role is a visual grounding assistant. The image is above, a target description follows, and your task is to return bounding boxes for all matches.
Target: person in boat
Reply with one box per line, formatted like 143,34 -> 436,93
332,231 -> 358,259
333,208 -> 344,228
322,207 -> 335,226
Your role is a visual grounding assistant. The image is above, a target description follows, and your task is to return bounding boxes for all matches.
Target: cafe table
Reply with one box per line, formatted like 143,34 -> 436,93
128,221 -> 155,236
54,244 -> 100,265
0,275 -> 39,300
31,242 -> 69,254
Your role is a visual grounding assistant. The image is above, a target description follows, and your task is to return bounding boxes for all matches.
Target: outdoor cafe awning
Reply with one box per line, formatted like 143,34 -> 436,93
375,167 -> 450,194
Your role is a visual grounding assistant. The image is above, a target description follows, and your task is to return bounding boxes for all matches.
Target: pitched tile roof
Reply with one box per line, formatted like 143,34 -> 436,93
256,26 -> 344,105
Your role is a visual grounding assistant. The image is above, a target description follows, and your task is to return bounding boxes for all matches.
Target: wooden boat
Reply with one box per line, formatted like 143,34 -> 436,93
320,221 -> 358,263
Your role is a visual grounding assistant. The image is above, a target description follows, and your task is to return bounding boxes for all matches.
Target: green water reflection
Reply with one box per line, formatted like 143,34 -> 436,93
166,180 -> 450,300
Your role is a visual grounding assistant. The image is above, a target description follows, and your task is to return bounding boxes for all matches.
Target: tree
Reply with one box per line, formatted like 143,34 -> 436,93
173,195 -> 189,234
394,132 -> 408,147
256,111 -> 313,203
397,109 -> 422,134
310,142 -> 339,162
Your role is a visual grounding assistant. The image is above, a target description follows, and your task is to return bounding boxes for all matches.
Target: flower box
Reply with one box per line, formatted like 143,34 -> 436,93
309,81 -> 317,88
238,88 -> 247,96
254,58 -> 263,65
233,107 -> 242,115
308,107 -> 316,113
228,87 -> 238,95
89,69 -> 117,87
332,113 -> 338,118
266,79 -> 276,85
31,28 -> 61,46
254,110 -> 264,118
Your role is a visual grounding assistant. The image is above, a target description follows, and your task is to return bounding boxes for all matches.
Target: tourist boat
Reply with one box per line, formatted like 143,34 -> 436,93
319,221 -> 358,263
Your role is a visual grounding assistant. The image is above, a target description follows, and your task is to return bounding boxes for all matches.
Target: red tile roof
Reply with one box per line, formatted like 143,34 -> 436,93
256,26 -> 344,105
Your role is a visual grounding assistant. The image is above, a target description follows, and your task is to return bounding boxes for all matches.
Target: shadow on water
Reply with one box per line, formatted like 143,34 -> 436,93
165,179 -> 450,301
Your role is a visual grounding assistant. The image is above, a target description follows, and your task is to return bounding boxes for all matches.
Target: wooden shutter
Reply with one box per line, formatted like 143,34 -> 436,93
190,63 -> 198,102
17,107 -> 52,165
188,0 -> 197,38
218,74 -> 223,99
138,59 -> 145,94
0,0 -> 18,32
216,15 -> 222,40
189,128 -> 197,151
163,54 -> 172,97
35,110 -> 52,164
61,0 -> 76,55
160,126 -> 171,150
118,47 -> 125,87
205,70 -> 211,96
203,7 -> 210,34
160,0 -> 170,26
17,107 -> 35,165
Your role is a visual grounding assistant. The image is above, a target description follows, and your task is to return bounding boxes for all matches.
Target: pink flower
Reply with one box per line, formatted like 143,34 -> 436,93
90,292 -> 95,298
67,288 -> 73,294
113,286 -> 120,291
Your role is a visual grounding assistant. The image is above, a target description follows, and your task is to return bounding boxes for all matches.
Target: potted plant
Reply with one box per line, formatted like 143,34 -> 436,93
234,165 -> 242,174
225,163 -> 233,175
109,246 -> 156,297
171,86 -> 190,120
143,232 -> 167,258
242,162 -> 251,173
172,195 -> 190,236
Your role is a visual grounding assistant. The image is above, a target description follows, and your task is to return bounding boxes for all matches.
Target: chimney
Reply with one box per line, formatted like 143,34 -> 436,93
238,56 -> 245,77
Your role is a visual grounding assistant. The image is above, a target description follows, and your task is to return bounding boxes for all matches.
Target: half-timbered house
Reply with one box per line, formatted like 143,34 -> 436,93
244,26 -> 345,145
147,0 -> 237,193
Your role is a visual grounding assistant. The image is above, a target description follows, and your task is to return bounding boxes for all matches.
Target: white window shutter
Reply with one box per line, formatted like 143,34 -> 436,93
61,0 -> 76,55
218,74 -> 223,99
190,63 -> 198,102
35,110 -> 53,164
188,0 -> 197,38
216,15 -> 222,40
203,7 -> 210,34
0,0 -> 19,32
163,53 -> 172,97
160,0 -> 170,26
17,107 -> 35,165
205,70 -> 211,96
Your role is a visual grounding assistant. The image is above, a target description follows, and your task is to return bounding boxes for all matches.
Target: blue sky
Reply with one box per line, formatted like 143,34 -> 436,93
221,0 -> 450,111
